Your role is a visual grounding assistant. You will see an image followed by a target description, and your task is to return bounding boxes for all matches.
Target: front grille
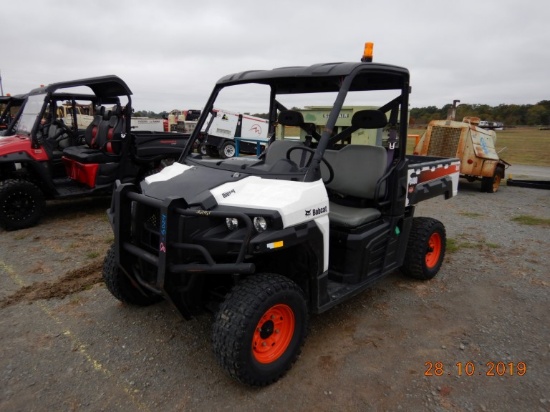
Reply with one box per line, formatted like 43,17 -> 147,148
427,126 -> 463,157
135,203 -> 161,255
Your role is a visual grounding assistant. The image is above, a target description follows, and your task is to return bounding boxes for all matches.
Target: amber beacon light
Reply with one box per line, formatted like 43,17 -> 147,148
361,42 -> 374,62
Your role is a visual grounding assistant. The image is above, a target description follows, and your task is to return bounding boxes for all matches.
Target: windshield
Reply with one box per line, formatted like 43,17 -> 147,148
184,64 -> 408,182
194,83 -> 400,152
16,94 -> 46,136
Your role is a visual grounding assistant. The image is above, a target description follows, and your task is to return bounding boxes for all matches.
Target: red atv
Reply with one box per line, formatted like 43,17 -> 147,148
0,75 -> 188,230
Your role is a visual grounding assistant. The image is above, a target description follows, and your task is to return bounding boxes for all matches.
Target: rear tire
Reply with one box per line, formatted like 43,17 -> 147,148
401,217 -> 446,280
219,141 -> 236,159
0,179 -> 45,230
481,166 -> 504,193
212,273 -> 308,386
102,244 -> 162,306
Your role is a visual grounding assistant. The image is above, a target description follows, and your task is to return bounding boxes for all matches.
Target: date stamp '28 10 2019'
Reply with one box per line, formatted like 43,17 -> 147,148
425,361 -> 527,377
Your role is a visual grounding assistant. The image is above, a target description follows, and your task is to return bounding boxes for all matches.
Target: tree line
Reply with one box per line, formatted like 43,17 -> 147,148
134,100 -> 550,127
410,101 -> 550,126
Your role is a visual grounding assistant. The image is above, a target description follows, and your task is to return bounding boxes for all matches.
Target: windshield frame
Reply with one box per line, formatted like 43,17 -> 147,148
180,61 -> 410,182
15,93 -> 48,137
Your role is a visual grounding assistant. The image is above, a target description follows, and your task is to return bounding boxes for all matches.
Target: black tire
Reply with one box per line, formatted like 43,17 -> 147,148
102,244 -> 162,306
205,145 -> 218,157
0,179 -> 45,230
401,217 -> 446,280
212,273 -> 308,386
199,143 -> 208,156
219,141 -> 236,159
481,166 -> 504,193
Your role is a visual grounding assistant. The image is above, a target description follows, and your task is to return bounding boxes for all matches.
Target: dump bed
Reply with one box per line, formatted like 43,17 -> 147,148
405,154 -> 460,206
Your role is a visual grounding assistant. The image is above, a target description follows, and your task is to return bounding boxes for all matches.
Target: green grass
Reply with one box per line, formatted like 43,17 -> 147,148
446,237 -> 501,253
86,251 -> 100,259
446,238 -> 478,253
408,127 -> 550,167
511,215 -> 550,227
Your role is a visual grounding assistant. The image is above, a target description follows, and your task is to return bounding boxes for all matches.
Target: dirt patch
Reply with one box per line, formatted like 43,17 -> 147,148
0,260 -> 103,308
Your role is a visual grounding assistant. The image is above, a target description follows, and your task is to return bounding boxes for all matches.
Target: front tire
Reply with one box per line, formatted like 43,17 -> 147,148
0,179 -> 45,230
102,244 -> 162,306
212,273 -> 308,386
401,217 -> 446,280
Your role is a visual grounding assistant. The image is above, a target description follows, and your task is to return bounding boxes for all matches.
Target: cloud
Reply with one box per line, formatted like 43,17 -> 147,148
3,0 -> 549,111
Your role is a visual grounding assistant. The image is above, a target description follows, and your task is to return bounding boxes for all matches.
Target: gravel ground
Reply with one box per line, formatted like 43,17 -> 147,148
0,178 -> 549,412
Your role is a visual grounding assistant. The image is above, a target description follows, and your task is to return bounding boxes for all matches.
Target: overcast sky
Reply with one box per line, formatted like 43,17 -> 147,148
2,0 -> 549,112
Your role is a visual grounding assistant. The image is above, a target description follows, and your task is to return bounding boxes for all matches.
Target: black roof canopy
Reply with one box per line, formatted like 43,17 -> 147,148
28,75 -> 132,98
216,62 -> 409,94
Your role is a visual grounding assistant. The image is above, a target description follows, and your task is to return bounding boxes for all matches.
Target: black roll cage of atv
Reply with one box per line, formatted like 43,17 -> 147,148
22,75 -> 132,148
179,62 -> 409,179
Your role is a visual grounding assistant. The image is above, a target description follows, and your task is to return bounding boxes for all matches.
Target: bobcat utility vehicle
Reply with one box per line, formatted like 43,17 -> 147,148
104,43 -> 460,386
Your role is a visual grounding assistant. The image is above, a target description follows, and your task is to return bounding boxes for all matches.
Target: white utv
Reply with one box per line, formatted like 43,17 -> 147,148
103,44 -> 460,386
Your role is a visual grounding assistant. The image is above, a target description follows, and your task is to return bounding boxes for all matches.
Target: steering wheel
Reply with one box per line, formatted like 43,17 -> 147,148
54,119 -> 71,135
285,146 -> 334,184
52,120 -> 76,143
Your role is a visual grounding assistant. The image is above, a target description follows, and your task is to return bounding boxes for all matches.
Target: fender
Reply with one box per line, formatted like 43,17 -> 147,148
0,135 -> 49,161
0,136 -> 56,195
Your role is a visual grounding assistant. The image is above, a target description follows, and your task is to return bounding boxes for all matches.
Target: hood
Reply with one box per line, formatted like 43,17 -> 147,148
0,135 -> 49,160
140,162 -> 249,207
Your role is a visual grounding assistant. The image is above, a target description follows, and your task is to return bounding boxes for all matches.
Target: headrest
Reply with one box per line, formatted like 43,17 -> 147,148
278,110 -> 304,126
95,105 -> 105,117
351,110 -> 387,129
112,104 -> 123,116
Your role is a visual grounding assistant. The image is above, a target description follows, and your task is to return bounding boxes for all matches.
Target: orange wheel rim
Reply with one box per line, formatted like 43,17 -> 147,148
252,304 -> 295,364
425,232 -> 442,269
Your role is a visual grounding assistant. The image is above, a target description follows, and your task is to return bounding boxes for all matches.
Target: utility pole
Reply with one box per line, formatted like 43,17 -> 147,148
0,69 -> 4,96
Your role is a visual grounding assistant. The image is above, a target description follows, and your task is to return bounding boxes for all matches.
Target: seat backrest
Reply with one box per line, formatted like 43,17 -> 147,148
263,140 -> 303,165
324,144 -> 387,199
104,104 -> 124,154
93,108 -> 113,150
85,106 -> 105,148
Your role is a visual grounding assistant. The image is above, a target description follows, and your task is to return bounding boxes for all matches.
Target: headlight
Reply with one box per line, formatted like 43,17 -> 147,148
253,216 -> 267,233
226,217 -> 239,231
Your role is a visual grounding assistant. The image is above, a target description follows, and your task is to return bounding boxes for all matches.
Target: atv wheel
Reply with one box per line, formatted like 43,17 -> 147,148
0,179 -> 45,230
102,244 -> 162,306
401,217 -> 446,280
219,141 -> 236,159
481,166 -> 504,193
212,273 -> 308,386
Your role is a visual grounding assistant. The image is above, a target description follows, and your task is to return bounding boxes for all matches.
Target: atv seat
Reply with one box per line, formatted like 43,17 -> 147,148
86,105 -> 105,148
263,140 -> 302,165
324,144 -> 387,228
63,104 -> 124,164
261,110 -> 312,167
61,104 -> 125,188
